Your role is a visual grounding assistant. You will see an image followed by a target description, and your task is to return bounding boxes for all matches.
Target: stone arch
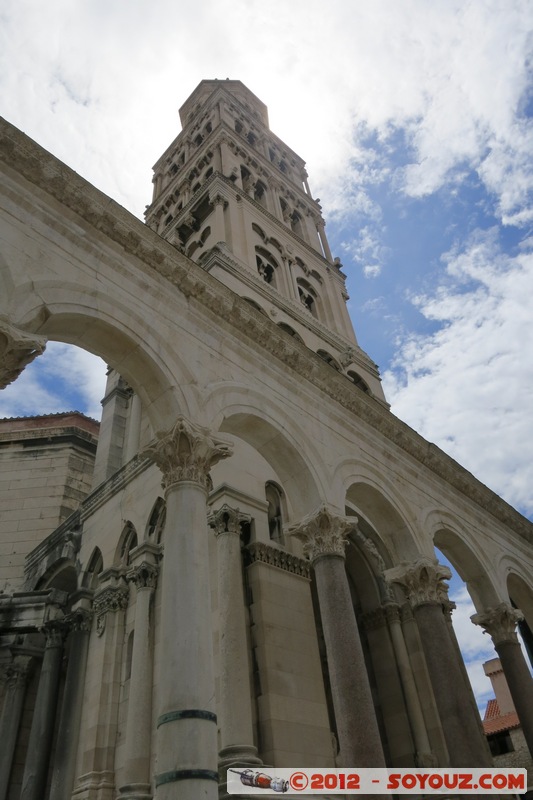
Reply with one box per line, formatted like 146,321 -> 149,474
506,570 -> 533,630
6,283 -> 193,430
35,559 -> 78,594
145,497 -> 166,543
82,547 -> 104,589
337,461 -> 420,562
207,391 -> 326,519
115,522 -> 138,567
425,510 -> 501,610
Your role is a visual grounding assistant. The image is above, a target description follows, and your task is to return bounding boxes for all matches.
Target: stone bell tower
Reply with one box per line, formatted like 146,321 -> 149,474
145,79 -> 386,403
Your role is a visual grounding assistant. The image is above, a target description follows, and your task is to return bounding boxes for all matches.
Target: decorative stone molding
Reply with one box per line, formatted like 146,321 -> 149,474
127,561 -> 159,591
289,506 -> 353,563
384,557 -> 452,609
143,416 -> 232,491
208,503 -> 251,535
383,603 -> 401,625
0,318 -> 46,389
471,602 -> 523,646
244,542 -> 311,579
93,585 -> 129,636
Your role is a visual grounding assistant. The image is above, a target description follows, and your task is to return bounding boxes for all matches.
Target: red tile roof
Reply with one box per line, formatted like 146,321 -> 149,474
483,699 -> 520,734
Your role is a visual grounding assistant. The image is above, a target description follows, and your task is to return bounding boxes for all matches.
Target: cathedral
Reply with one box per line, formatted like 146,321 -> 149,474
0,79 -> 532,800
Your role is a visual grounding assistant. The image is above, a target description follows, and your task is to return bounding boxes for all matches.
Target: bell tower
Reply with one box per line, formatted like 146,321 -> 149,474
145,79 -> 386,403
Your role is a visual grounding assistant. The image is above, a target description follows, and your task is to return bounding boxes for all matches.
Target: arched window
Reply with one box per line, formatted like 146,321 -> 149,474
278,323 -> 304,343
118,523 -> 138,566
291,211 -> 305,239
317,350 -> 341,371
247,131 -> 257,146
243,297 -> 267,314
83,547 -> 103,589
297,278 -> 318,317
254,180 -> 267,208
255,247 -> 279,286
347,371 -> 371,394
235,120 -> 243,134
266,481 -> 284,544
241,165 -> 253,193
146,497 -> 166,543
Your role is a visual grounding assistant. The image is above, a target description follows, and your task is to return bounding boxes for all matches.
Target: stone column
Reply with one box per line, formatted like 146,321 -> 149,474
208,504 -> 261,770
383,604 -> 435,766
124,391 -> 142,463
316,221 -> 333,263
49,606 -> 93,800
119,552 -> 159,800
0,655 -> 33,800
144,417 -> 232,800
289,506 -> 386,768
20,620 -> 66,800
472,603 -> 533,757
386,558 -> 492,767
210,194 -> 227,244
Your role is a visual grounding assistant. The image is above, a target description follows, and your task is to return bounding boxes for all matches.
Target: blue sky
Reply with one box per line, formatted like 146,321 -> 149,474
0,0 -> 532,710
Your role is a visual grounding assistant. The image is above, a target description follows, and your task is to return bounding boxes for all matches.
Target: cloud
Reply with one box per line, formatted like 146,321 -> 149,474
383,228 -> 533,518
0,343 -> 106,421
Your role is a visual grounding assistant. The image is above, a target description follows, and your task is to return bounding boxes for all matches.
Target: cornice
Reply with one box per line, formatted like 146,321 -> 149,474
244,541 -> 311,579
1,117 -> 531,545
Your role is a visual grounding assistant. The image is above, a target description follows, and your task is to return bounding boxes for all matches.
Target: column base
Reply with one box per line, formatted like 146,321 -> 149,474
219,745 -> 263,799
117,783 -> 152,800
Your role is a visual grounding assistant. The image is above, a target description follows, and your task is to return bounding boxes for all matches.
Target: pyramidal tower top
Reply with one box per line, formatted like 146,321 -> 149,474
145,79 -> 386,403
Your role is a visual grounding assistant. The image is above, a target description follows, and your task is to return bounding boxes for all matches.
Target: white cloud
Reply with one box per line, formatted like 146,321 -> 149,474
0,343 -> 106,421
383,229 -> 533,517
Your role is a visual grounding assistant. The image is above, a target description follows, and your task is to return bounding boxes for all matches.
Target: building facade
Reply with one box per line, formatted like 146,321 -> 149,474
0,80 -> 532,800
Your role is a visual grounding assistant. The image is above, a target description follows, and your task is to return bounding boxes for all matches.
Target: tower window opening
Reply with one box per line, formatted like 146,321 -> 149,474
192,182 -> 201,194
279,160 -> 287,174
254,180 -> 267,207
205,121 -> 212,134
255,247 -> 278,286
170,164 -> 178,175
297,278 -> 318,317
269,147 -> 276,162
235,120 -> 243,134
205,167 -> 213,180
241,165 -> 253,193
247,132 -> 257,146
317,350 -> 340,371
278,323 -> 304,343
291,211 -> 305,238
194,134 -> 203,146
347,371 -> 371,394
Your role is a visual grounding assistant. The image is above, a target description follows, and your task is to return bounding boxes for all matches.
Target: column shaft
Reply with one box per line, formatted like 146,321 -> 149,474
385,606 -> 433,765
119,562 -> 157,800
156,482 -> 218,800
49,619 -> 91,800
496,640 -> 533,757
0,658 -> 32,800
414,603 -> 491,766
314,555 -> 385,767
20,626 -> 65,800
211,506 -> 260,769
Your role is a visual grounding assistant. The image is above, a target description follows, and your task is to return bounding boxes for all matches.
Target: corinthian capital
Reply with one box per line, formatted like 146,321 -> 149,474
289,506 -> 353,563
208,503 -> 251,535
127,561 -> 159,590
143,417 -> 233,490
471,602 -> 523,646
385,557 -> 452,609
0,319 -> 46,389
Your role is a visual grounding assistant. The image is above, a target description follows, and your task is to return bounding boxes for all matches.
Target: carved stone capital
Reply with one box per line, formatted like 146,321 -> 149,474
66,607 -> 93,634
0,319 -> 47,389
208,503 -> 251,536
42,619 -> 68,648
384,557 -> 452,609
127,561 -> 159,591
93,584 -> 129,636
143,416 -> 233,490
471,603 -> 523,646
289,506 -> 353,563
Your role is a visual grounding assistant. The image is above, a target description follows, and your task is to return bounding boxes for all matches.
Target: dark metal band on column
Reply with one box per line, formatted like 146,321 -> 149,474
156,708 -> 217,728
155,769 -> 219,786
